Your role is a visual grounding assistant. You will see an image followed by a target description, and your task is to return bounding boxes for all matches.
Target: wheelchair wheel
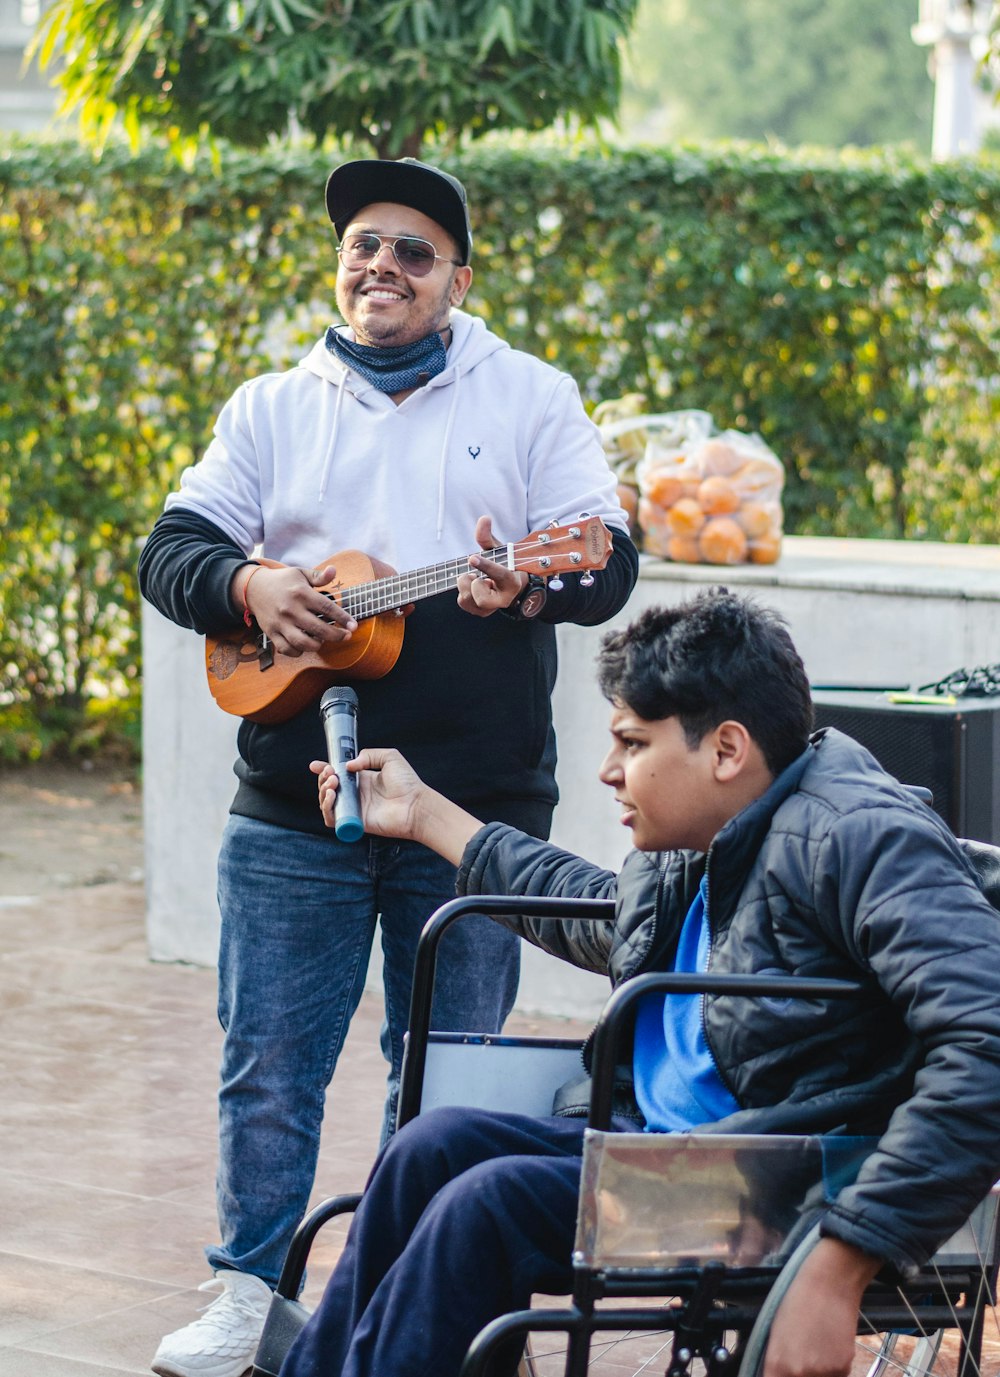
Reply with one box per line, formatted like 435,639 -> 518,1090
518,1326 -> 747,1376
518,1325 -> 723,1375
471,1288 -> 997,1377
512,1261 -> 997,1377
739,1223 -> 999,1377
857,1331 -> 943,1376
504,1320 -> 962,1377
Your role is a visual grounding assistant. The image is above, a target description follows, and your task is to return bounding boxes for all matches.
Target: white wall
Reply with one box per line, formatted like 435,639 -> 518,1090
142,601 -> 238,968
142,537 -> 1000,1018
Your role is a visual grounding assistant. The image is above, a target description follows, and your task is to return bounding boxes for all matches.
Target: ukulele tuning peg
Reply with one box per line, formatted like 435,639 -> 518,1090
580,572 -> 596,588
548,576 -> 564,591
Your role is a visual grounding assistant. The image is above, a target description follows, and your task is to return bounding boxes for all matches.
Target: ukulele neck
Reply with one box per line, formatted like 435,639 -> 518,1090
333,545 -> 508,621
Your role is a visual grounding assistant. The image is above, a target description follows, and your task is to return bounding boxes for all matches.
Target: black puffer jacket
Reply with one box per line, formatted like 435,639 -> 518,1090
457,728 -> 1000,1274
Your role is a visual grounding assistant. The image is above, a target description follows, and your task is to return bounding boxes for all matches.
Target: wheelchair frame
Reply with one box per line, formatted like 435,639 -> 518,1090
250,892 -> 1000,1377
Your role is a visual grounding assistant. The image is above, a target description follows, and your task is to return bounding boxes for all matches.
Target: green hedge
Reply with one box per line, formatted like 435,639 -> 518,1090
1,137 -> 998,757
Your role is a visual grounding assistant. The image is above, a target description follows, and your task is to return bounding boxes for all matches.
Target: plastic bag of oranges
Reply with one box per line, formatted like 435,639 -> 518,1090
637,426 -> 784,566
595,403 -> 714,548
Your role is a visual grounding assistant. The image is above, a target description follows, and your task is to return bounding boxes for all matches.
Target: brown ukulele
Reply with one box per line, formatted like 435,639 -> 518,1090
205,516 -> 614,723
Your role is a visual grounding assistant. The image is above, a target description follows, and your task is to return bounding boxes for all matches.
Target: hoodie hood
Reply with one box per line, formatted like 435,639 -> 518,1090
299,308 -> 507,393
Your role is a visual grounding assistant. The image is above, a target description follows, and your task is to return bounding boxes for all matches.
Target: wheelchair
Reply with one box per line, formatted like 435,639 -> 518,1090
250,874 -> 1000,1377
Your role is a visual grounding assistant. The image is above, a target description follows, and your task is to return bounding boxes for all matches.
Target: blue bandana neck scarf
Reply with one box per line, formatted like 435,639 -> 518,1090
325,327 -> 448,394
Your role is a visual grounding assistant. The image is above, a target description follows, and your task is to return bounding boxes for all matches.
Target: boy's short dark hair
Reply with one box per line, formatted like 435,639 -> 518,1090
597,589 -> 814,776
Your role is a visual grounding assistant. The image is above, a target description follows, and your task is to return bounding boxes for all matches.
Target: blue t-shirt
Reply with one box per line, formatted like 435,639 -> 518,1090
632,876 -> 740,1132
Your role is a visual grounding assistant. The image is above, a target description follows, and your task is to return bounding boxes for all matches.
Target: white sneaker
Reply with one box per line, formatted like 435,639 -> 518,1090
152,1270 -> 273,1377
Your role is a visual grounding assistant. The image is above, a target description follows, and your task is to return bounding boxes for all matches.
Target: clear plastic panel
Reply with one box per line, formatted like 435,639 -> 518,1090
574,1132 -> 998,1271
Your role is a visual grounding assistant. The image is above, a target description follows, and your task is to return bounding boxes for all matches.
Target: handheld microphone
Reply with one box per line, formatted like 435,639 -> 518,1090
319,686 -> 364,843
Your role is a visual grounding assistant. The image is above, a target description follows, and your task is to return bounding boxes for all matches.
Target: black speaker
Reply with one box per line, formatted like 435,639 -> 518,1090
811,689 -> 1000,844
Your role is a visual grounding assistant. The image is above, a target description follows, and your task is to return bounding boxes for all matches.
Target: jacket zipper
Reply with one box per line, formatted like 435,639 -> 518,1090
701,845 -> 742,1106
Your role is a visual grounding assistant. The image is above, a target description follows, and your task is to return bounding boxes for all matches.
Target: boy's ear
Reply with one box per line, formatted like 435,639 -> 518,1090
713,720 -> 753,781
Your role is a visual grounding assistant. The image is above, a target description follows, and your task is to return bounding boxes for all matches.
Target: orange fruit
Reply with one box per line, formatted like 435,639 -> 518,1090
735,500 -> 774,538
644,472 -> 685,508
638,497 -> 669,530
749,533 -> 782,564
642,524 -> 673,558
664,497 -> 706,536
697,439 -> 744,477
616,483 -> 639,531
698,516 -> 748,565
667,535 -> 701,564
697,475 -> 740,515
733,457 -> 781,496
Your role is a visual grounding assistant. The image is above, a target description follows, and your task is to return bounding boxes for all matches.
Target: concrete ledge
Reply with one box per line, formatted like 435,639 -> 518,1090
640,535 -> 1000,598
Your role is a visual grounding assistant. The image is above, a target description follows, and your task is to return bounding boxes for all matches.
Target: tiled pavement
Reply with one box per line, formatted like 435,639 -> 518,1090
0,878 -> 596,1375
2,879 -> 999,1377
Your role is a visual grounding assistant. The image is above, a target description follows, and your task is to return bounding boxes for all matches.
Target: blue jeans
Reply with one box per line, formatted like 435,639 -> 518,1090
207,815 -> 521,1286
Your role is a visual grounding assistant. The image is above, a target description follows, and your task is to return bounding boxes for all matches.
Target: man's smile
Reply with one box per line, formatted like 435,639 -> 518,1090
360,284 -> 409,302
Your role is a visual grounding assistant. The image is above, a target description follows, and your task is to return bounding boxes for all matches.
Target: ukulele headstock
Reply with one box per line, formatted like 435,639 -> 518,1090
514,516 -> 614,577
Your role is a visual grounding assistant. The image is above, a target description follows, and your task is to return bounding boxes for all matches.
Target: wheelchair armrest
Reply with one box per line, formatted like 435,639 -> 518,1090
273,1192 -> 363,1300
587,971 -> 863,1130
249,1191 -> 364,1376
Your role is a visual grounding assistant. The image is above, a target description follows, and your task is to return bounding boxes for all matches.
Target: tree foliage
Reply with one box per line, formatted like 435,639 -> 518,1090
31,0 -> 640,157
622,0 -> 933,149
1,138 -> 997,760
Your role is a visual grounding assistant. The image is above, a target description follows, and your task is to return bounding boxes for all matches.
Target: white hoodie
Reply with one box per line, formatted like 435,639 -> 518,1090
167,309 -> 626,571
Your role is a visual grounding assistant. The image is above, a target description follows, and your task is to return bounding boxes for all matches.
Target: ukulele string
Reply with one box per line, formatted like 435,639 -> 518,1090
320,531 -> 593,620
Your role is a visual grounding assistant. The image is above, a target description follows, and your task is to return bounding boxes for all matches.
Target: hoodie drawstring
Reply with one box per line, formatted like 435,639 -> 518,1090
435,363 -> 462,541
318,366 -> 348,502
317,331 -> 470,524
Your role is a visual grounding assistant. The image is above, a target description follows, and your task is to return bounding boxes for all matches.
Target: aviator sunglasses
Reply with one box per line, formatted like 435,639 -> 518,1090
336,233 -> 462,278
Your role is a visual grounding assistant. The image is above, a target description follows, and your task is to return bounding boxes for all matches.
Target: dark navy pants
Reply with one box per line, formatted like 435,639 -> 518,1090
279,1106 -> 591,1377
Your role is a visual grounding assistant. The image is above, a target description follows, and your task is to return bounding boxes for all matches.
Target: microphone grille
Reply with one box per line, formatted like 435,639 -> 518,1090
320,685 -> 359,713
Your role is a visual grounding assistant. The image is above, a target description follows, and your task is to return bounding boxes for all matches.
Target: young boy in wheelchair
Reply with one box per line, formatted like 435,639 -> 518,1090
290,588 -> 1000,1377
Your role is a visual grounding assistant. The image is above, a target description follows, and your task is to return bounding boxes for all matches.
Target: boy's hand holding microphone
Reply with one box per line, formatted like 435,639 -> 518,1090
311,689 -> 479,865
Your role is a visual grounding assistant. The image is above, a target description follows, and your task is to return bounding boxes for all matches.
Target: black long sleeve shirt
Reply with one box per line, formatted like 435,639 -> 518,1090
139,509 -> 639,837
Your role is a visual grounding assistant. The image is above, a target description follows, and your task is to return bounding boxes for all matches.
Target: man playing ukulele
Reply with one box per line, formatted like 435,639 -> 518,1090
139,156 -> 636,1377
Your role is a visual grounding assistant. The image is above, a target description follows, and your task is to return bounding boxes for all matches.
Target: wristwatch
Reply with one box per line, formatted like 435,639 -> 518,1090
501,575 -> 548,621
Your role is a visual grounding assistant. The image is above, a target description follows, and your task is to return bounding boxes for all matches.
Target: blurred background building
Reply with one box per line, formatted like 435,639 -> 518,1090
912,0 -> 998,155
0,0 -> 59,130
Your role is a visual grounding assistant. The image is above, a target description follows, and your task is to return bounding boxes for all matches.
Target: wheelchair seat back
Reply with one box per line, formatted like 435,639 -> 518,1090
419,1032 -> 584,1118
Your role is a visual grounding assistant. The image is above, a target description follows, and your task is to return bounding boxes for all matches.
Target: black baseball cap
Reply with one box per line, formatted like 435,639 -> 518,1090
325,157 -> 473,265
